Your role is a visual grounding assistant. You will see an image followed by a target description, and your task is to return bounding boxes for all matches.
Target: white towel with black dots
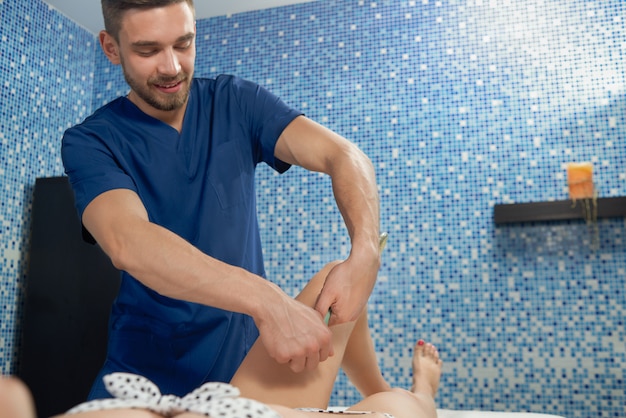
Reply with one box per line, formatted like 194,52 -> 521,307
66,373 -> 280,418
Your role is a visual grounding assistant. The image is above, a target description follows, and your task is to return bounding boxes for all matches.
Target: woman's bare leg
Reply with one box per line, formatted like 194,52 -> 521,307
231,261 -> 355,408
340,309 -> 391,397
345,341 -> 442,418
257,340 -> 443,418
232,258 -> 408,411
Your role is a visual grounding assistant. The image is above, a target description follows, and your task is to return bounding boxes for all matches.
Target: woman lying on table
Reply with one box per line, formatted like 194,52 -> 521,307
0,261 -> 443,418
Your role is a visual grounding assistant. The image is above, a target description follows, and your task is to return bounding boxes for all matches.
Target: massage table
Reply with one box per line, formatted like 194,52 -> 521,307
330,407 -> 565,417
437,410 -> 564,418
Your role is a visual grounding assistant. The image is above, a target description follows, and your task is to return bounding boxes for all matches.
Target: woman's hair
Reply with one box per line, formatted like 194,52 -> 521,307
101,0 -> 195,40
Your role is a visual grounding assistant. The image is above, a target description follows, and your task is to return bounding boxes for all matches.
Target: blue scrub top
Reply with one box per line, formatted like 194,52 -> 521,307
62,75 -> 303,398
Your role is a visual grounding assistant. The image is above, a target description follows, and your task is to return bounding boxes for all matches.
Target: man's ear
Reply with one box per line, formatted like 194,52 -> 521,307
99,30 -> 121,65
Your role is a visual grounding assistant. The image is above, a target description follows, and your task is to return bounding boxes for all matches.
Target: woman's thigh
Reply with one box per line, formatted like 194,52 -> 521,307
229,261 -> 354,409
347,389 -> 436,418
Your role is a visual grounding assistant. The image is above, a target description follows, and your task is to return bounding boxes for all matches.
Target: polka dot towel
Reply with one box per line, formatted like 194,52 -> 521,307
66,373 -> 281,418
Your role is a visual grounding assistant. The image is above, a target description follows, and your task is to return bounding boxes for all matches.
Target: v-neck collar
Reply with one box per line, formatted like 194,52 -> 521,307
119,85 -> 195,138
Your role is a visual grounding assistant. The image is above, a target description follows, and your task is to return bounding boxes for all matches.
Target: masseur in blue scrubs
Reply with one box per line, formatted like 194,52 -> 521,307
61,0 -> 381,400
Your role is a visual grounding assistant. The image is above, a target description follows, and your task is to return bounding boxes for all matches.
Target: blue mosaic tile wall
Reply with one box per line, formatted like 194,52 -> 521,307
2,1 -> 625,417
0,0 -> 96,373
191,3 -> 625,417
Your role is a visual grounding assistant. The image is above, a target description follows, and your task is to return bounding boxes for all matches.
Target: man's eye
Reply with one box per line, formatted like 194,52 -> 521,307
137,50 -> 157,57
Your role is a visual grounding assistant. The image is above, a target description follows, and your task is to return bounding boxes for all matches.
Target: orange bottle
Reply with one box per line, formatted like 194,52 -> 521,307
566,162 -> 594,200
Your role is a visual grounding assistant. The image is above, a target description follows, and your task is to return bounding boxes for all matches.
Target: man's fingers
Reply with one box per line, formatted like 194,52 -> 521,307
288,356 -> 306,373
304,351 -> 320,371
287,328 -> 334,373
259,296 -> 335,373
314,294 -> 332,322
319,343 -> 333,363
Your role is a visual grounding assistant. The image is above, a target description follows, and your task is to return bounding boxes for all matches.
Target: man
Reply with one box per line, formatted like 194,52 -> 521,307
62,0 -> 381,399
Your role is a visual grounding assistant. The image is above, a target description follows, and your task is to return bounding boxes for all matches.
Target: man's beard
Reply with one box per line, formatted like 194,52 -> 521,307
123,67 -> 191,112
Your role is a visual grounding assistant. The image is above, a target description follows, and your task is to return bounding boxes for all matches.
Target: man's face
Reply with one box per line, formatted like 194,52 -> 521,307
115,2 -> 196,115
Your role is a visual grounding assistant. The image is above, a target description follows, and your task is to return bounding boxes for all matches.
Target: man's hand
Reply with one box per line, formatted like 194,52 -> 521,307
313,254 -> 379,326
255,294 -> 334,373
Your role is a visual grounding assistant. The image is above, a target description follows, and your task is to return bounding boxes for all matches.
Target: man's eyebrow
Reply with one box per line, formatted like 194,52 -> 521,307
131,32 -> 195,48
176,32 -> 196,43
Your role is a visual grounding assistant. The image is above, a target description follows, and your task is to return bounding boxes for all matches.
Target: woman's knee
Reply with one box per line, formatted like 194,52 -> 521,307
296,260 -> 343,305
314,260 -> 343,285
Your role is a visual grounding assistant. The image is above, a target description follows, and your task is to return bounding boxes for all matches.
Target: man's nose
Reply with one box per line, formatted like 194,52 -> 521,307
158,49 -> 181,76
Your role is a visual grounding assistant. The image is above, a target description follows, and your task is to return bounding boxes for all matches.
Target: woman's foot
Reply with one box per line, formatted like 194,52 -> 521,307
410,340 -> 443,398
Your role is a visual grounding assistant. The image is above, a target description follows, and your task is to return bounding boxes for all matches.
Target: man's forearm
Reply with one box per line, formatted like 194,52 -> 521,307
330,144 -> 381,261
83,190 -> 279,318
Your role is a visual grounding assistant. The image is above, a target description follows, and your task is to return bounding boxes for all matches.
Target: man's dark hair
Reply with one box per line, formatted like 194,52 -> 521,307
101,0 -> 195,40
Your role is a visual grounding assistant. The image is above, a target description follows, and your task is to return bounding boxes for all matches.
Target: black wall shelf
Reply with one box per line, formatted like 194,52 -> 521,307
494,196 -> 626,224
